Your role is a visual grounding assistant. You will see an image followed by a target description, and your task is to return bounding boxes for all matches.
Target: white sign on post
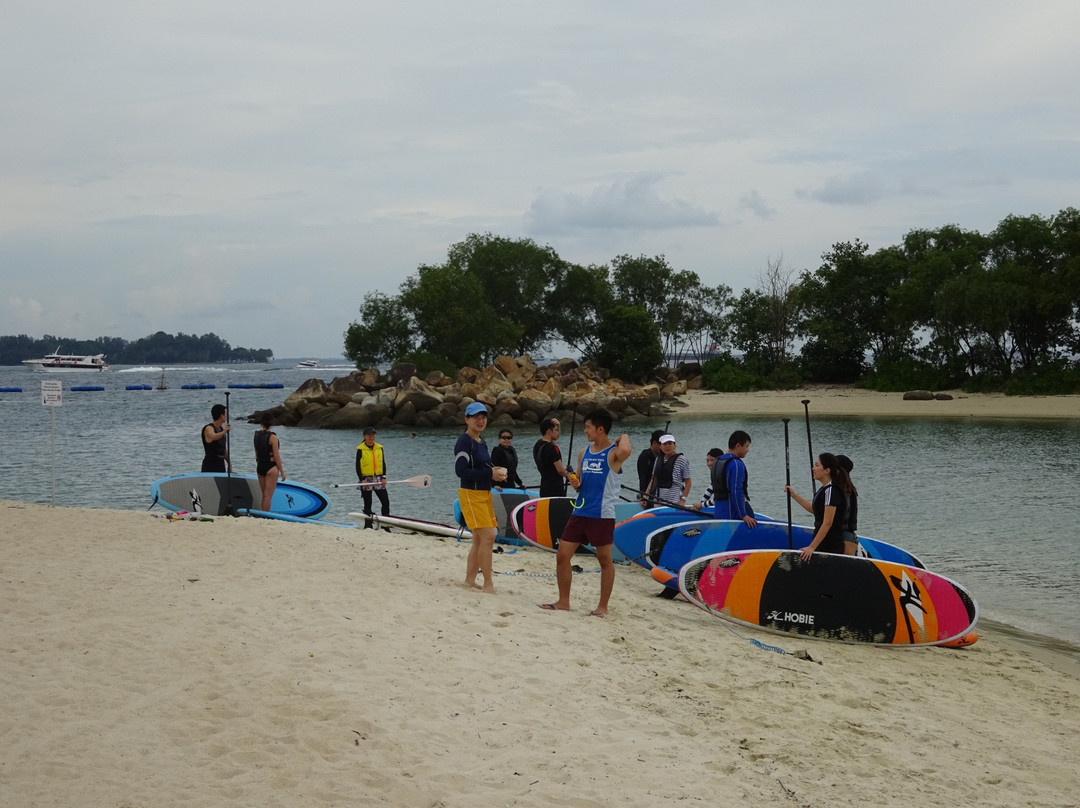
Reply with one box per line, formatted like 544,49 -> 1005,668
42,379 -> 63,407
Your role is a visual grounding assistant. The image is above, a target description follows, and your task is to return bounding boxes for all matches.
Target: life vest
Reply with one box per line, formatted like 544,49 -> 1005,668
652,452 -> 683,489
712,456 -> 749,501
356,442 -> 385,476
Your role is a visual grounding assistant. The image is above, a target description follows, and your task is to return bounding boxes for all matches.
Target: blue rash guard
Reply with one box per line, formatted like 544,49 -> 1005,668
454,433 -> 494,491
712,452 -> 755,521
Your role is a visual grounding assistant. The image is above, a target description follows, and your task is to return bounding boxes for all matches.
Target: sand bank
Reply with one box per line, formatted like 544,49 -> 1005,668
2,501 -> 1077,807
676,387 -> 1080,420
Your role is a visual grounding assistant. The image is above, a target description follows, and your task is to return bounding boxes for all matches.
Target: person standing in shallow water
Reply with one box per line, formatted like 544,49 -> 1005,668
253,413 -> 284,512
455,402 -> 507,593
201,403 -> 231,473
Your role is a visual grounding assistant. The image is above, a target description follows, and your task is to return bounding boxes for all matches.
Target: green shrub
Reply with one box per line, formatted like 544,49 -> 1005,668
702,354 -> 763,392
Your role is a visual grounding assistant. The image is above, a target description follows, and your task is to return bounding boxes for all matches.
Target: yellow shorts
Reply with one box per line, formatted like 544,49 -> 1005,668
458,488 -> 497,530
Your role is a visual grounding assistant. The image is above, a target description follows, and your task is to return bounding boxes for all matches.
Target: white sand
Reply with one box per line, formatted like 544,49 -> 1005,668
2,501 -> 1077,808
678,387 -> 1080,420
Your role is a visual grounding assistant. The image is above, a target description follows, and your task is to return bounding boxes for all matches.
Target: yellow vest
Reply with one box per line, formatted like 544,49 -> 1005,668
356,442 -> 385,476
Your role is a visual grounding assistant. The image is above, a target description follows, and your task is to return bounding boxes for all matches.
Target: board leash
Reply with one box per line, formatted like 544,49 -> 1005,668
697,600 -> 802,657
494,568 -> 601,578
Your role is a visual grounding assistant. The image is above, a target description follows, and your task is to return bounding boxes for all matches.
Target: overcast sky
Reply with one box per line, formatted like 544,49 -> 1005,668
3,2 -> 1078,358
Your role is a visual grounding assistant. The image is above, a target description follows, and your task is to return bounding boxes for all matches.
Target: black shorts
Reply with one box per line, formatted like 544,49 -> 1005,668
560,514 -> 615,547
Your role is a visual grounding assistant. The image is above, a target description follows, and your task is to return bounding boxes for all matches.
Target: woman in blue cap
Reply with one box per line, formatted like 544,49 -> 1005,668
454,401 -> 507,593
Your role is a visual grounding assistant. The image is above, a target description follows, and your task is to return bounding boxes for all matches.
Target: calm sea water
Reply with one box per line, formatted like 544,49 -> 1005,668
2,362 -> 1078,654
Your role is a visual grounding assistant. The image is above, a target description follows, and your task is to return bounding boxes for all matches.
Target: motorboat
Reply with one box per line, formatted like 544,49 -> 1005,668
296,358 -> 320,368
23,347 -> 110,372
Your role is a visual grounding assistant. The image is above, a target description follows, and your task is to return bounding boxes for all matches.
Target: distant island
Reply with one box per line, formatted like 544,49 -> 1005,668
0,332 -> 273,365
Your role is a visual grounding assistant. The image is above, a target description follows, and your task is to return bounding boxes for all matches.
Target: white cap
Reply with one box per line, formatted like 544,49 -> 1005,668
659,434 -> 676,444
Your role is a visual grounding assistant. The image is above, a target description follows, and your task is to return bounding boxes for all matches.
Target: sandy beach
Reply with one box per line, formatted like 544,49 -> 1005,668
2,500 -> 1077,808
677,386 -> 1080,420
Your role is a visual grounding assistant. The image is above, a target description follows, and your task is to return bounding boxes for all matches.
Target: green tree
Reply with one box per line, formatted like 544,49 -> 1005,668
986,213 -> 1074,374
592,305 -> 663,383
796,242 -> 913,382
343,292 -> 415,368
399,262 -> 521,367
548,262 -> 615,359
445,233 -> 570,356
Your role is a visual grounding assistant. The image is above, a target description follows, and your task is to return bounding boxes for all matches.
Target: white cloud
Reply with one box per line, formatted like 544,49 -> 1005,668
2,1 -> 1080,356
526,175 -> 720,235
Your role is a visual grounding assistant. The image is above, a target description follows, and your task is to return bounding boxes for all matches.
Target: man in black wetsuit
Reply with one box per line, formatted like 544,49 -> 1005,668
201,403 -> 231,473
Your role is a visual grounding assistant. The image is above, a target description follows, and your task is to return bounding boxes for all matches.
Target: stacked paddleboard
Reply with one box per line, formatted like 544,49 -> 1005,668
636,518 -> 924,589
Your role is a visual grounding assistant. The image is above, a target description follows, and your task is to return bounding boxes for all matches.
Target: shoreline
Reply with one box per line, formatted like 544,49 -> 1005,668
3,501 -> 1078,806
674,386 -> 1080,420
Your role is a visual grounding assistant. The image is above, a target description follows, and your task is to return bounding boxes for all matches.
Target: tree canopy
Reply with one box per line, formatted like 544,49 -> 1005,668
0,332 -> 272,365
345,209 -> 1080,394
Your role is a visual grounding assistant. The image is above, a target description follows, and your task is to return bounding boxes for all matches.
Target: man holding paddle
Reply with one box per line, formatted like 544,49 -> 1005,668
356,426 -> 390,531
538,409 -> 631,617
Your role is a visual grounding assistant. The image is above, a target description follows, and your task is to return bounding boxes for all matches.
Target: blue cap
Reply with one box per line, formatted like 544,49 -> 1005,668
465,401 -> 488,417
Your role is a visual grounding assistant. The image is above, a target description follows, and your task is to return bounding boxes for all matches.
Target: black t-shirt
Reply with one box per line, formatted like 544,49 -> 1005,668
533,439 -> 564,497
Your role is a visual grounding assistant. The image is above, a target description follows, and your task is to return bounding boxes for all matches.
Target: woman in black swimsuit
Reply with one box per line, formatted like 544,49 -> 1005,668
254,413 -> 285,511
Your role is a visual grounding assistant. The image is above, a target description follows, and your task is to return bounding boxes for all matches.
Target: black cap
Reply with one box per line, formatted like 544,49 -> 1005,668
363,426 -> 376,435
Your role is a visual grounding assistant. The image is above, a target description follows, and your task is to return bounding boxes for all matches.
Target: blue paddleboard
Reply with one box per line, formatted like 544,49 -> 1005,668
644,518 -> 925,590
150,473 -> 330,519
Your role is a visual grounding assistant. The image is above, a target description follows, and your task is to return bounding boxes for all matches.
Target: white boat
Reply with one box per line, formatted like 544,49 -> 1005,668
296,358 -> 320,368
23,347 -> 110,372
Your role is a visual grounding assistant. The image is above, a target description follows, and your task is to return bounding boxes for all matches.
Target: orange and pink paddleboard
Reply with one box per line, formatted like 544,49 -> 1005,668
679,549 -> 978,647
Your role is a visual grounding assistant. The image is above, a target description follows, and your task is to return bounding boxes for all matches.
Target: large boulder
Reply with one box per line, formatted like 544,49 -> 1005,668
328,372 -> 369,401
517,388 -> 553,417
324,402 -> 376,429
285,378 -> 331,407
387,362 -> 418,386
903,390 -> 935,401
396,376 -> 445,412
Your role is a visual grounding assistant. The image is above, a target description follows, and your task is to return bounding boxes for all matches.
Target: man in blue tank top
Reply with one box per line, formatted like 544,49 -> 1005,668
538,409 -> 631,617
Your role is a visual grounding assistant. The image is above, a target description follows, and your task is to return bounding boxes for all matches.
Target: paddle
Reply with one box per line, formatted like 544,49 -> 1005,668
801,398 -> 816,494
223,391 -> 234,516
331,474 -> 432,489
782,417 -> 793,550
619,484 -> 710,516
563,405 -> 577,496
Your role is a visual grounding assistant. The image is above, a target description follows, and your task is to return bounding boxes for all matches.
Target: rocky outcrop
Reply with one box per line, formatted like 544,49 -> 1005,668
250,355 -> 698,429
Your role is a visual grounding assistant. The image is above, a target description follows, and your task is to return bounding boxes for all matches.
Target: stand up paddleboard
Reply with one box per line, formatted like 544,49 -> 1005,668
150,473 -> 330,519
509,497 -> 630,562
453,487 -> 537,545
613,506 -> 778,569
510,496 -> 579,552
643,518 -> 925,589
679,549 -> 978,647
349,512 -> 473,540
237,508 -> 358,528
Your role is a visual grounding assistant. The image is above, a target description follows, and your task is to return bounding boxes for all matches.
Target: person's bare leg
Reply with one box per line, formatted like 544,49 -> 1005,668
590,544 -> 614,616
475,527 -> 497,593
538,541 -> 577,610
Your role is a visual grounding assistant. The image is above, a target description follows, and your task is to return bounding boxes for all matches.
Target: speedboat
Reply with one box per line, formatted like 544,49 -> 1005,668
296,358 -> 320,368
23,347 -> 110,372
